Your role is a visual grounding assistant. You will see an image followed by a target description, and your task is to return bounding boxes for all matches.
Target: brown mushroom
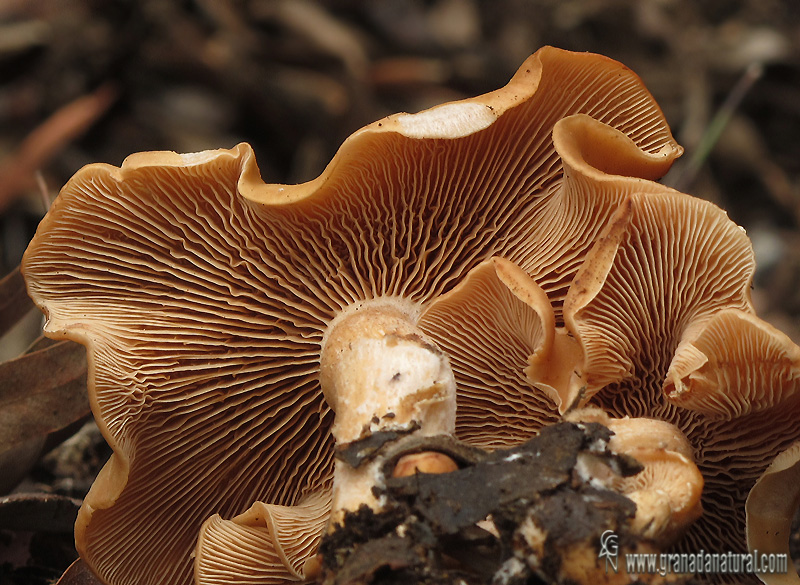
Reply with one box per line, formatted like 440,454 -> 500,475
404,113 -> 800,581
566,408 -> 704,545
22,47 -> 684,585
746,441 -> 800,585
551,146 -> 800,577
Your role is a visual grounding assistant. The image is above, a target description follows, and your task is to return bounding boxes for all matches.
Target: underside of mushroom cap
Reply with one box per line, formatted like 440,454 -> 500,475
746,442 -> 800,585
418,257 -> 563,448
557,170 -> 800,566
563,190 -> 756,406
665,309 -> 800,417
195,492 -> 330,585
21,46 -> 683,585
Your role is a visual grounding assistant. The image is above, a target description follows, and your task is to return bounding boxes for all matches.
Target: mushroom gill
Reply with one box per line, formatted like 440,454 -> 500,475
417,257 -> 563,449
746,441 -> 800,585
195,492 -> 330,584
553,128 -> 800,580
382,114 -> 800,582
22,47 -> 685,585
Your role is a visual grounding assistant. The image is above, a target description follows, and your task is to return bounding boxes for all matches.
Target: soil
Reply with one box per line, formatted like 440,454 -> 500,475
319,422 -> 668,585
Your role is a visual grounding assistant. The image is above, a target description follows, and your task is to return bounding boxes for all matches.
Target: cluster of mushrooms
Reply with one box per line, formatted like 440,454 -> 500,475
21,47 -> 800,585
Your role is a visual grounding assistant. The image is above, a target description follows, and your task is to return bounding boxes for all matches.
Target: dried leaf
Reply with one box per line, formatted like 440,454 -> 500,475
0,492 -> 81,533
0,339 -> 89,451
0,437 -> 46,495
56,559 -> 103,585
0,266 -> 35,337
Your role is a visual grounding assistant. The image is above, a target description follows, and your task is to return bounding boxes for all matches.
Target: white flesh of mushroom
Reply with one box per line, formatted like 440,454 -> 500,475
319,298 -> 457,523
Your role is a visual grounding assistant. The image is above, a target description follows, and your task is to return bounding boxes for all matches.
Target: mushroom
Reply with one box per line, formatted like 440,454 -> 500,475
565,407 -> 704,545
405,115 -> 800,580
22,47 -> 688,584
549,144 -> 800,577
746,441 -> 800,585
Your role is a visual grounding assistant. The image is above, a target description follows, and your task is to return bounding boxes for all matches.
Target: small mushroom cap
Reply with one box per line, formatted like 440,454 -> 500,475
567,407 -> 693,459
746,442 -> 800,585
22,46 -> 682,585
612,448 -> 703,545
568,409 -> 702,544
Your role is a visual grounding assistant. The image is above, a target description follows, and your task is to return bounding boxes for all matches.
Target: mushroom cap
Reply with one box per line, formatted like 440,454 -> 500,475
565,409 -> 703,545
21,47 -> 682,585
417,257 -> 562,448
665,309 -> 800,417
616,447 -> 703,544
392,451 -> 460,477
566,407 -> 694,459
746,441 -> 800,585
555,151 -> 800,565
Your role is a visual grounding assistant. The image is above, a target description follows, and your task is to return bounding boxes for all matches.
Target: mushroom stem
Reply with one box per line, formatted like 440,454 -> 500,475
319,299 -> 457,522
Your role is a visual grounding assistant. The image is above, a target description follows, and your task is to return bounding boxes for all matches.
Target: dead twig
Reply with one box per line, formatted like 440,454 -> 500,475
672,63 -> 764,192
0,83 -> 118,214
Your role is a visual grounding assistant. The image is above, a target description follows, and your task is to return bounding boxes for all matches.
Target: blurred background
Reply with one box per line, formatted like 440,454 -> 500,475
1,0 -> 800,581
